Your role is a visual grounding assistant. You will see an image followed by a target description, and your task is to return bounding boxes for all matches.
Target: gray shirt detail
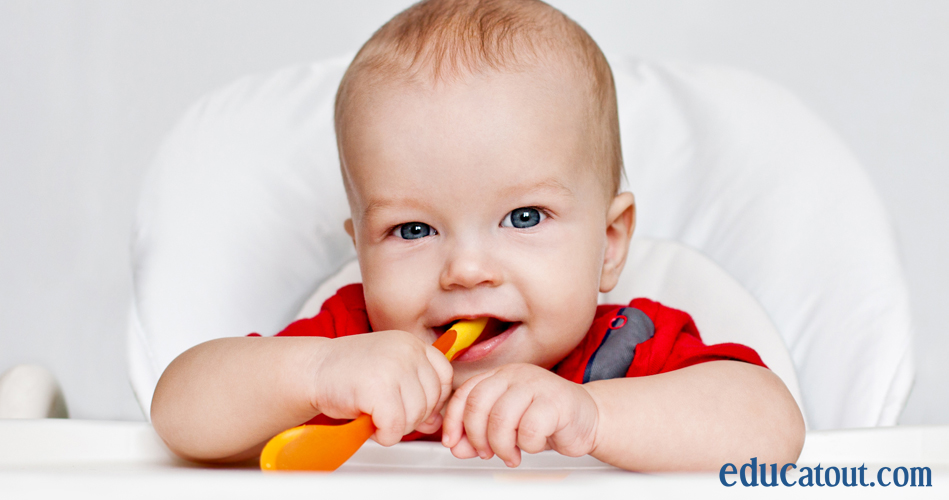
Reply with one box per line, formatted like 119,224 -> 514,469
583,307 -> 655,383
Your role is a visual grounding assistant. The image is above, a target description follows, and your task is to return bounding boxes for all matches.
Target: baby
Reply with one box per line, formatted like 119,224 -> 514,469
151,0 -> 804,471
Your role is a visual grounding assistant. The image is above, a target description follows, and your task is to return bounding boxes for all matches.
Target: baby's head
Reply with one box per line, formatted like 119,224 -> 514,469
336,0 -> 635,386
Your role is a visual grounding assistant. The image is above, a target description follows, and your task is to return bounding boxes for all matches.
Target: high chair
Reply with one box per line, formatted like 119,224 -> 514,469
128,54 -> 913,436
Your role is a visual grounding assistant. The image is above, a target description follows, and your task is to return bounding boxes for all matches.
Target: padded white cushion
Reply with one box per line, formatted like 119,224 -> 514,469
607,59 -> 913,429
129,55 -> 913,429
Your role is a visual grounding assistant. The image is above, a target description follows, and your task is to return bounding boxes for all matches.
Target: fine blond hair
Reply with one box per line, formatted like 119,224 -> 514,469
335,0 -> 622,195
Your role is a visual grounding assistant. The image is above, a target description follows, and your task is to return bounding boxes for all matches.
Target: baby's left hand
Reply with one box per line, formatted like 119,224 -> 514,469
440,363 -> 599,467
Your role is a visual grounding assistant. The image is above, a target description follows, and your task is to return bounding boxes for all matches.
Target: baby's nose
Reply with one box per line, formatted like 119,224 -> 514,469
439,245 -> 501,290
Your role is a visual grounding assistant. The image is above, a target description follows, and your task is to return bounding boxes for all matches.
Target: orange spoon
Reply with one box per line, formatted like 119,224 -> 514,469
260,318 -> 489,472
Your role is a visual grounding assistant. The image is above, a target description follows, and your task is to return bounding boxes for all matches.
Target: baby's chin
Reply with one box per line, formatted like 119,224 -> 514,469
450,365 -> 491,389
448,351 -> 515,387
448,340 -> 542,387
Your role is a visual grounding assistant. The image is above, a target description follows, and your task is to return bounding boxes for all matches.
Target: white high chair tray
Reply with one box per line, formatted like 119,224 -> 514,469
1,420 -> 946,499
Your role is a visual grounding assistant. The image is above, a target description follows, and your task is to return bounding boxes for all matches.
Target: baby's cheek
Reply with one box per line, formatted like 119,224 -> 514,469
362,262 -> 430,331
530,253 -> 600,358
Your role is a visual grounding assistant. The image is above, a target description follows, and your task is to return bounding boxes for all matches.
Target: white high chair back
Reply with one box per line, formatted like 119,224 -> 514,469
129,55 -> 913,430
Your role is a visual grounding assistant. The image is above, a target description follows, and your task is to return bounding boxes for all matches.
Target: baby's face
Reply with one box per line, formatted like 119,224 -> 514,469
339,67 -> 632,387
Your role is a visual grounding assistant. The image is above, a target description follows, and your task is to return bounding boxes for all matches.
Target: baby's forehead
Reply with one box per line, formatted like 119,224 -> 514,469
334,0 -> 621,198
341,49 -> 589,116
339,68 -> 607,199
339,50 -> 620,194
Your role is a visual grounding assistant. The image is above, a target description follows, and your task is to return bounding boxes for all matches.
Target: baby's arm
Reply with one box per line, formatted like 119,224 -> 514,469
151,337 -> 327,463
584,360 -> 805,471
151,332 -> 453,463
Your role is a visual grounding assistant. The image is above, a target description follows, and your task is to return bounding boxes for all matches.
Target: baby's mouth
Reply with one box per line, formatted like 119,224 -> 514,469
433,317 -> 518,358
434,317 -> 514,342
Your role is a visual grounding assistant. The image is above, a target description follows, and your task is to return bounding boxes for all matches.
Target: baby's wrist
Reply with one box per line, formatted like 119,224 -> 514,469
579,382 -> 605,457
295,336 -> 334,414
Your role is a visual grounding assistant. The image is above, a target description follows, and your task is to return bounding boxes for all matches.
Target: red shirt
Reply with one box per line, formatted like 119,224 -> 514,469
251,283 -> 766,440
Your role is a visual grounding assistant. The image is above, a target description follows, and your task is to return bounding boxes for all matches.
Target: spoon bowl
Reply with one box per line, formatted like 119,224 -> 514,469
260,414 -> 374,471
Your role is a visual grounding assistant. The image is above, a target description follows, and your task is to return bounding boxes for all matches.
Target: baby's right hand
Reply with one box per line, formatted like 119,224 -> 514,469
308,330 -> 453,446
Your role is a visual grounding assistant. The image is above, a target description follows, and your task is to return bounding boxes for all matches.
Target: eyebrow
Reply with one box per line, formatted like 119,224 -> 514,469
361,177 -> 574,220
362,196 -> 431,221
498,177 -> 575,199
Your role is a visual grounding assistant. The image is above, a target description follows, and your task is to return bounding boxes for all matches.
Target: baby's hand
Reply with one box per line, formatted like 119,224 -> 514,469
440,363 -> 599,467
309,331 -> 453,446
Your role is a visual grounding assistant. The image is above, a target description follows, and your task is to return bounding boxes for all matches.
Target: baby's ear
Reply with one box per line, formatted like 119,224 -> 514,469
344,218 -> 356,245
599,192 -> 636,293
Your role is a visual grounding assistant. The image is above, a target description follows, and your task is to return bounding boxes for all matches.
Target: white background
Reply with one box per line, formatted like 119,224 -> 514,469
1,0 -> 946,424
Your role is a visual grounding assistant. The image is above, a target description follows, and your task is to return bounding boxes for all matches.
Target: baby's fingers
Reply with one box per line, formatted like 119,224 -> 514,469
369,395 -> 407,446
399,377 -> 432,435
461,376 -> 512,460
449,433 -> 480,459
442,370 -> 495,448
516,400 -> 557,454
424,345 -> 454,416
415,412 -> 442,435
486,389 -> 531,467
415,361 -> 445,428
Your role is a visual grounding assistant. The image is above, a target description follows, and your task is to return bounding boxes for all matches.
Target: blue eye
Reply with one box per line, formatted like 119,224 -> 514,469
502,207 -> 545,229
399,222 -> 435,239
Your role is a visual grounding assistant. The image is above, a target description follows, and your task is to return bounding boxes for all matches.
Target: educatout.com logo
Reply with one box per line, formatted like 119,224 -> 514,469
720,458 -> 932,488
